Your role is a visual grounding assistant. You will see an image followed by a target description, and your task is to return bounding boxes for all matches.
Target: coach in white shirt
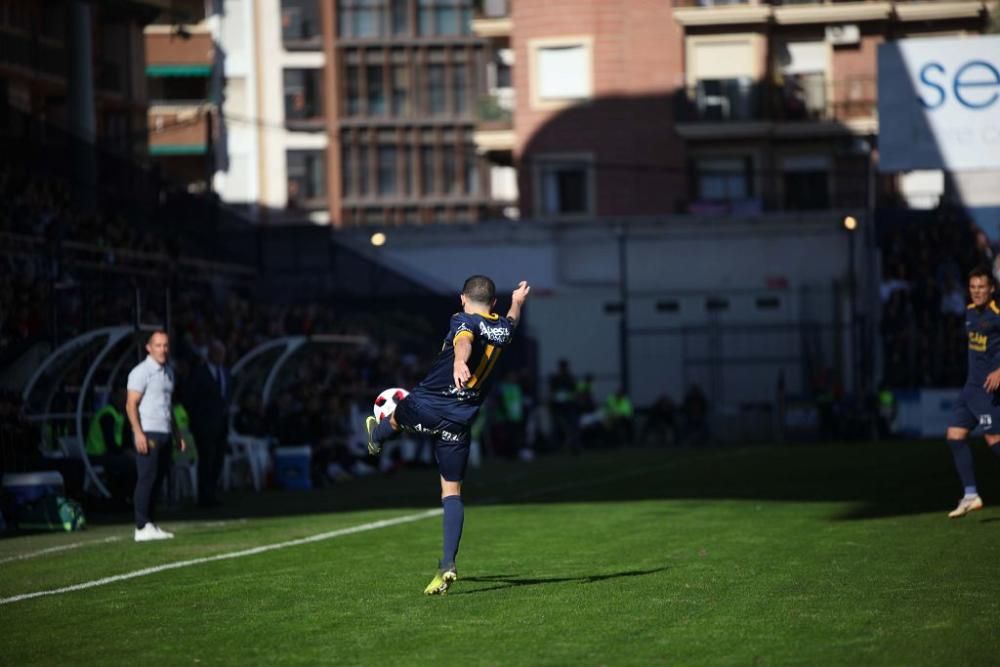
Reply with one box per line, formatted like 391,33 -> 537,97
125,330 -> 186,542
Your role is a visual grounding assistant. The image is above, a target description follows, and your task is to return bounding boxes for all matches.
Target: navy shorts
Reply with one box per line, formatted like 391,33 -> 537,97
394,395 -> 470,482
949,386 -> 1000,433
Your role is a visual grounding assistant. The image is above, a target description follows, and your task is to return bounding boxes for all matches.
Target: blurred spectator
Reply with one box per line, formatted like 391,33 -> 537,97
604,388 -> 634,447
682,384 -> 708,446
640,394 -> 677,446
548,359 -> 580,454
185,339 -> 231,507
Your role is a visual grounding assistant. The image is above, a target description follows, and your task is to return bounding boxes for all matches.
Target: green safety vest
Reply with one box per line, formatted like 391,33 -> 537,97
500,383 -> 524,423
86,405 -> 124,457
605,395 -> 634,419
173,403 -> 191,431
173,404 -> 197,462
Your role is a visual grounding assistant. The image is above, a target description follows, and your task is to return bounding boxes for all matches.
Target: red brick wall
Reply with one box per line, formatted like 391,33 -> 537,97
830,31 -> 880,120
513,0 -> 686,217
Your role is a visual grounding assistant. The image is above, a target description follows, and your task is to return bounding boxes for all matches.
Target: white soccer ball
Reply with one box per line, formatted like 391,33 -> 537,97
373,387 -> 409,422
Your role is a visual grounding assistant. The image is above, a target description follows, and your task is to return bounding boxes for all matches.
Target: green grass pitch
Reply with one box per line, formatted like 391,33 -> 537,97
2,440 -> 999,665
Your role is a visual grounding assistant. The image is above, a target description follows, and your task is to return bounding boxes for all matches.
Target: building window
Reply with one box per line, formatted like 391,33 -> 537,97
782,156 -> 830,211
338,0 -> 385,38
345,66 -> 360,115
342,144 -> 354,197
358,145 -> 370,196
391,64 -> 409,116
426,64 -> 446,115
453,64 -> 468,115
377,145 -> 397,195
287,150 -> 327,207
465,146 -> 479,195
401,145 -> 413,195
391,0 -> 409,34
421,146 -> 436,195
534,41 -> 591,105
695,157 -> 751,202
538,158 -> 592,217
418,0 -> 471,37
442,148 -> 457,195
281,0 -> 321,45
366,64 -> 385,115
774,40 -> 828,121
283,69 -> 323,122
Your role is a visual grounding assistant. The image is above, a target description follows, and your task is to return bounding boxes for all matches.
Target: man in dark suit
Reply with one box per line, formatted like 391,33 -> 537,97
188,339 -> 230,508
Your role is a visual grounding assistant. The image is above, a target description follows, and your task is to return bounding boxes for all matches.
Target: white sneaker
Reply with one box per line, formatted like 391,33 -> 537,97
948,495 -> 984,518
153,524 -> 175,539
134,522 -> 172,542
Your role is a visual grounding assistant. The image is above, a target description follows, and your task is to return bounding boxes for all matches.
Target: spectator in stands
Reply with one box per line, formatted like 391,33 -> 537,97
549,359 -> 580,454
640,394 -> 677,446
185,339 -> 230,508
604,388 -> 635,447
682,384 -> 709,446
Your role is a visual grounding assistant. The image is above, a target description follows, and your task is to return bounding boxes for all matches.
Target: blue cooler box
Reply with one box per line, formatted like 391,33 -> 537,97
274,446 -> 312,490
2,471 -> 66,526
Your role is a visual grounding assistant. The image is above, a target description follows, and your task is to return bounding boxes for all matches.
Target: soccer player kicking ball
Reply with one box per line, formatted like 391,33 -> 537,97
945,267 -> 1000,518
366,276 -> 530,594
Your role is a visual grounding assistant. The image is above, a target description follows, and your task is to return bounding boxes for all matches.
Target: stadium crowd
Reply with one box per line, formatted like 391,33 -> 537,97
878,204 -> 992,388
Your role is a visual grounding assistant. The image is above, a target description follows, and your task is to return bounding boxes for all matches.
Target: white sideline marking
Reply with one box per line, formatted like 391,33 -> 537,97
0,509 -> 441,606
0,460 -> 675,606
0,536 -> 123,565
0,519 -> 250,566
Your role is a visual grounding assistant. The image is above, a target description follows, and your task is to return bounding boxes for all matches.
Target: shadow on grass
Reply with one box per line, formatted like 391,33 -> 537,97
67,440 -> 998,528
452,567 -> 670,595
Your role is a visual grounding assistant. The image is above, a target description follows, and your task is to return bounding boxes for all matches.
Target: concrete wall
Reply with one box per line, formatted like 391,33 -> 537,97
337,211 -> 871,407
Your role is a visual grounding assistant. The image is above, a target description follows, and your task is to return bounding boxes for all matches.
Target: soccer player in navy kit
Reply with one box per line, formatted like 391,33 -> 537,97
946,267 -> 1000,518
366,275 -> 531,593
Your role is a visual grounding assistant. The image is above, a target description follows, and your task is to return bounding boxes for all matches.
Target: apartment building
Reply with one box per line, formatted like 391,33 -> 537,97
144,0 -> 220,191
498,0 -> 687,220
670,0 -> 990,214
211,0 -> 501,226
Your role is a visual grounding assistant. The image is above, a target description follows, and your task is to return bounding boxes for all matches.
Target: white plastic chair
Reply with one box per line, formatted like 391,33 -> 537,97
223,434 -> 267,492
170,459 -> 198,503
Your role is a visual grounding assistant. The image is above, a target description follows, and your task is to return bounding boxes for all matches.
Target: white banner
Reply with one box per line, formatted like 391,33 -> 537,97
878,35 -> 1000,172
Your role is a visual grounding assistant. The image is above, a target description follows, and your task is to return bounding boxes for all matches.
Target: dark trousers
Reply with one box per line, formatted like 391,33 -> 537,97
195,425 -> 227,504
134,431 -> 171,528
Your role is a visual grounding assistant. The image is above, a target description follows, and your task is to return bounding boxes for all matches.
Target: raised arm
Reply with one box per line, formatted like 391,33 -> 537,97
506,280 -> 531,327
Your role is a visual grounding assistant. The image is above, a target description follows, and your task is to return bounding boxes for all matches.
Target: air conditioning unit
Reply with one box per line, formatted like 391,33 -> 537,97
825,24 -> 860,46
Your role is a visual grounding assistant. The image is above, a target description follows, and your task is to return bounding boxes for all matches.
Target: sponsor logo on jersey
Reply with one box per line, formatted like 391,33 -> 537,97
478,321 -> 510,344
970,331 -> 988,352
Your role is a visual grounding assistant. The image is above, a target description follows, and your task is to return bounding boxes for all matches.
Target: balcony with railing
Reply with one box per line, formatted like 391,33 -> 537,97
149,107 -> 213,156
472,0 -> 512,39
474,90 -> 515,153
674,75 -> 877,137
671,0 -> 983,26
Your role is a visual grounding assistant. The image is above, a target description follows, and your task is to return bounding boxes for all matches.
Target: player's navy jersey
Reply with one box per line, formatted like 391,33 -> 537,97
965,300 -> 1000,386
410,311 -> 516,425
